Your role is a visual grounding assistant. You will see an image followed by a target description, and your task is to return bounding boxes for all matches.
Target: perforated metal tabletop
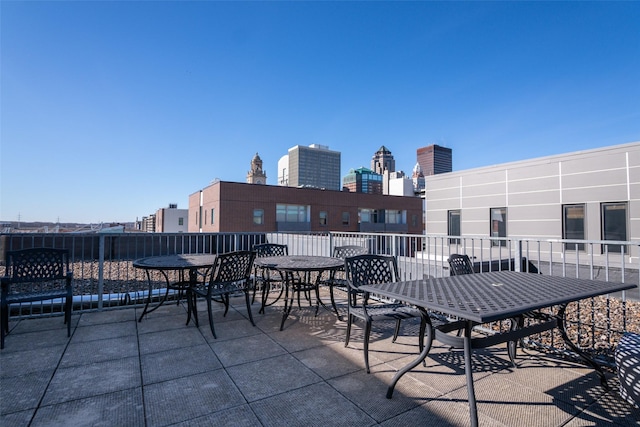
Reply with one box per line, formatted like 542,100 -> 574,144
360,271 -> 637,324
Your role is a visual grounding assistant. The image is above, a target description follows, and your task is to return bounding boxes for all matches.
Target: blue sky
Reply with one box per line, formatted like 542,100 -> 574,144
2,1 -> 639,224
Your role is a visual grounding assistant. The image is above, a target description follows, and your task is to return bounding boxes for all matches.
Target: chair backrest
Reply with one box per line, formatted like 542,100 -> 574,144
4,248 -> 70,283
448,254 -> 474,276
252,243 -> 288,258
344,254 -> 399,291
210,250 -> 256,285
332,245 -> 369,259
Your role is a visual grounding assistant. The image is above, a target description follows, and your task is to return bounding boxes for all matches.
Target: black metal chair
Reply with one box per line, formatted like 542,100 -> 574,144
252,243 -> 288,313
191,250 -> 256,339
448,252 -> 524,364
448,253 -> 475,275
1,248 -> 73,349
344,254 -> 428,373
323,245 -> 369,319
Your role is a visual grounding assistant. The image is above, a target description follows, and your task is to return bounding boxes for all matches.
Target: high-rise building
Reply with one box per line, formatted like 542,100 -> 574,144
411,162 -> 425,193
371,145 -> 395,174
416,144 -> 452,176
343,167 -> 383,194
278,144 -> 341,190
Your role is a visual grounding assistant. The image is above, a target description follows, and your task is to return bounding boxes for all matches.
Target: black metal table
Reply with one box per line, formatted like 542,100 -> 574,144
254,255 -> 343,330
360,270 -> 637,427
132,254 -> 217,323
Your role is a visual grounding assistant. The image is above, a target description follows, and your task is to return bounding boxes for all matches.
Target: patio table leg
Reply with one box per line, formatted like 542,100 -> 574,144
185,268 -> 199,327
280,272 -> 293,330
138,270 -> 171,322
385,309 -> 434,398
464,320 -> 479,427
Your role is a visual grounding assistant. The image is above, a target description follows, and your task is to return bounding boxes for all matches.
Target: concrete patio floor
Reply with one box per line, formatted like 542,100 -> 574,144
1,291 -> 639,427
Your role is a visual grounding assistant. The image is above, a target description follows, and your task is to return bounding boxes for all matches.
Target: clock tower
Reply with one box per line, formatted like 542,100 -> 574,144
247,152 -> 267,185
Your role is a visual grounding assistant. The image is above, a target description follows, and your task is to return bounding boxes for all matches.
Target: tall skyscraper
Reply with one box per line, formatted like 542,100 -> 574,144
278,144 -> 341,190
416,144 -> 452,176
371,145 -> 395,174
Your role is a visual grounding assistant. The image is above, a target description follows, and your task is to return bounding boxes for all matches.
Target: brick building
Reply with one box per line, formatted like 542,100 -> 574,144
188,181 -> 422,234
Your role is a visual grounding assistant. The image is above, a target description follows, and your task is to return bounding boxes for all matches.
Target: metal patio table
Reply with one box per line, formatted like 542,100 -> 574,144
360,270 -> 637,427
254,255 -> 343,330
133,254 -> 217,323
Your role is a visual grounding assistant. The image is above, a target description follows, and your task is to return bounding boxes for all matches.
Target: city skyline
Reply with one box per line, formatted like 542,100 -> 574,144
2,2 -> 639,223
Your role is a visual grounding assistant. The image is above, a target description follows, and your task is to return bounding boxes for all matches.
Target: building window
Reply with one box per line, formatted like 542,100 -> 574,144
448,210 -> 461,244
178,217 -> 184,226
253,209 -> 264,225
602,202 -> 627,253
359,209 -> 372,223
490,207 -> 507,247
342,212 -> 350,225
319,211 -> 327,226
276,204 -> 309,222
412,214 -> 418,227
211,209 -> 215,225
563,204 -> 585,251
387,210 -> 404,224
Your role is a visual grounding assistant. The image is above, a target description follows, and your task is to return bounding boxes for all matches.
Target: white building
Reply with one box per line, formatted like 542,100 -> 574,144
424,141 -> 640,259
155,204 -> 188,233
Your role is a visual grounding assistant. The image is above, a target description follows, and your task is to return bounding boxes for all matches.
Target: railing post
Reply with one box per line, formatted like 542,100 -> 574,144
98,234 -> 105,310
515,239 -> 523,272
328,232 -> 334,256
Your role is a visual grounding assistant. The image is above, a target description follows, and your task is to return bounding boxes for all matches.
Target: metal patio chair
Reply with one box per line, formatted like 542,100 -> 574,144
1,248 -> 73,349
447,252 -> 529,365
322,245 -> 369,320
447,253 -> 475,276
191,250 -> 256,339
344,254 -> 429,373
252,243 -> 288,313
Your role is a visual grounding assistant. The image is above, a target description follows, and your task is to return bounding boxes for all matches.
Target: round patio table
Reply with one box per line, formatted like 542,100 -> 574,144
133,254 -> 217,323
254,255 -> 343,330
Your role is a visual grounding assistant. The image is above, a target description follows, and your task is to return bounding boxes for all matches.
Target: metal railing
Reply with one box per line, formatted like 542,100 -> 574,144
1,231 -> 639,364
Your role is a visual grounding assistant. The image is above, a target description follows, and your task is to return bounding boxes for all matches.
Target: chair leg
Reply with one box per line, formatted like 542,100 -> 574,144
345,314 -> 353,347
206,297 -> 217,339
507,316 -> 523,366
329,285 -> 342,320
222,294 -> 230,317
364,320 -> 372,373
191,291 -> 200,327
244,291 -> 256,327
65,297 -> 72,337
392,319 -> 401,342
259,281 -> 268,314
1,305 -> 6,349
